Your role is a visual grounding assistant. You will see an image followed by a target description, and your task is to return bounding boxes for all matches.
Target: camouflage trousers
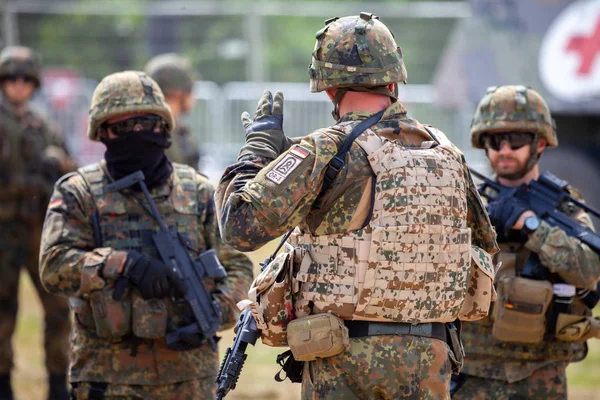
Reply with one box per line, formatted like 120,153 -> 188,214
0,220 -> 71,375
301,334 -> 452,400
70,377 -> 216,400
451,361 -> 567,400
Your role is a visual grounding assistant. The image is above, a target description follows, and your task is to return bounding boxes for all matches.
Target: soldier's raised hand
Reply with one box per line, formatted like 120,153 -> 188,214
238,90 -> 287,159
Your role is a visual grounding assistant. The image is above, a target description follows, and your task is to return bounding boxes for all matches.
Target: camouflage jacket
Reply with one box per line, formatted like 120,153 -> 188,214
0,99 -> 75,219
216,101 -> 498,257
461,181 -> 600,383
166,121 -> 201,169
39,160 -> 253,385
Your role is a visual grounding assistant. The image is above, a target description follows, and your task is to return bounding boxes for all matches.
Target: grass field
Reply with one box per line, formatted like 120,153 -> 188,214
10,241 -> 600,399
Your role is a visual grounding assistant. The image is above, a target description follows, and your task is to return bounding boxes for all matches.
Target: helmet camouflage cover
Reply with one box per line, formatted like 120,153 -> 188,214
0,46 -> 42,87
470,85 -> 558,149
309,12 -> 407,92
144,53 -> 196,97
87,71 -> 175,141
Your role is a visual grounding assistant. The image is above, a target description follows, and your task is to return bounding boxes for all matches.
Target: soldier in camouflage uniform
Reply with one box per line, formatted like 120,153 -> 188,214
216,14 -> 499,399
144,53 -> 201,169
0,46 -> 76,400
39,71 -> 253,400
451,86 -> 600,400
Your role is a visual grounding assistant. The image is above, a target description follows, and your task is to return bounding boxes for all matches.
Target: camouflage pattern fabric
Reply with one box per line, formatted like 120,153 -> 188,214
309,13 -> 407,92
0,46 -> 42,87
0,98 -> 74,377
39,161 -> 253,386
166,123 -> 201,169
459,184 -> 599,385
216,102 -> 497,256
302,335 -> 452,400
0,221 -> 70,375
87,71 -> 175,141
452,361 -> 567,400
216,101 -> 498,396
470,85 -> 557,149
71,376 -> 216,400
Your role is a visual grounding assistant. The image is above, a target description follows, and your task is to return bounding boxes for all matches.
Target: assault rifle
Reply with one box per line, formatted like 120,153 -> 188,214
107,170 -> 227,351
469,168 -> 600,308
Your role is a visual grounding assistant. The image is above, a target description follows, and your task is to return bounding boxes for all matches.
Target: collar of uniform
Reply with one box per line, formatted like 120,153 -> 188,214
338,102 -> 407,123
0,98 -> 30,120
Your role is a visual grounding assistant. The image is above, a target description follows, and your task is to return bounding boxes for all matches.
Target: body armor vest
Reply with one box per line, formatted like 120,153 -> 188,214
79,161 -> 202,331
461,242 -> 588,362
290,125 -> 472,324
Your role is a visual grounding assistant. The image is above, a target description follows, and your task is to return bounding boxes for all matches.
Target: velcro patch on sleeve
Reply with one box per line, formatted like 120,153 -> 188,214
290,145 -> 310,159
265,150 -> 307,185
49,199 -> 63,209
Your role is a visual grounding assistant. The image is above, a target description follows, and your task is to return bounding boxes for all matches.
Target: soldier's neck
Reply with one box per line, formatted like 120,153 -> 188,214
498,165 -> 540,187
1,98 -> 28,118
338,92 -> 392,116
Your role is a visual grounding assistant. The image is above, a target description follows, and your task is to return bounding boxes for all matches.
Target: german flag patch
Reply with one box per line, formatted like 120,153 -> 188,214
49,199 -> 63,209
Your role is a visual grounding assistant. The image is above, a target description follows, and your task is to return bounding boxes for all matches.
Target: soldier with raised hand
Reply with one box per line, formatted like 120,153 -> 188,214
451,85 -> 600,399
144,53 -> 201,170
0,46 -> 76,400
216,13 -> 499,399
39,71 -> 253,399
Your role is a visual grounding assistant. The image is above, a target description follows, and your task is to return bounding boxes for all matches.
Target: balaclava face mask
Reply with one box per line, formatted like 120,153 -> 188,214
102,130 -> 172,189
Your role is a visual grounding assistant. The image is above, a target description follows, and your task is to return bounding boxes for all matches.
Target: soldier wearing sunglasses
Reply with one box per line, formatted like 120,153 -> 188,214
0,46 -> 76,400
452,85 -> 600,399
38,71 -> 253,399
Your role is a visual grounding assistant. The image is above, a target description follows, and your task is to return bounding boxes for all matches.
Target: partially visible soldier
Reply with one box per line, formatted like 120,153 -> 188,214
0,46 -> 76,400
452,85 -> 600,399
144,53 -> 201,169
39,71 -> 253,399
216,13 -> 499,399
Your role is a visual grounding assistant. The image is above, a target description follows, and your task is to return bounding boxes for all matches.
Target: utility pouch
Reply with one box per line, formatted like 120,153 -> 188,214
89,287 -> 131,339
446,322 -> 464,375
459,246 -> 497,321
69,297 -> 97,331
286,313 -> 349,362
556,314 -> 600,343
131,292 -> 169,339
247,245 -> 295,347
492,277 -> 553,343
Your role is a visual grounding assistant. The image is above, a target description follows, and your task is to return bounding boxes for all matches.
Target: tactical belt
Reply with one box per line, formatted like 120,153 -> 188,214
344,320 -> 447,342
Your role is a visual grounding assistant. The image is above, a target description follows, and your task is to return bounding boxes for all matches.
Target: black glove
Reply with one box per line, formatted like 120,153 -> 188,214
238,90 -> 286,160
114,251 -> 186,300
486,196 -> 530,239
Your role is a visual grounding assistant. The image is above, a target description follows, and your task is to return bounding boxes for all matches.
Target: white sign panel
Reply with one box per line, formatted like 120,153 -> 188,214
539,0 -> 600,102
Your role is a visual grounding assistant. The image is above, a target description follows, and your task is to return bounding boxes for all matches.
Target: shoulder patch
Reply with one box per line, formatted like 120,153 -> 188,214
265,146 -> 312,185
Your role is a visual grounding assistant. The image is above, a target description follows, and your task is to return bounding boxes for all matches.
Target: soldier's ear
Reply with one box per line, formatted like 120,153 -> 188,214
537,138 -> 547,154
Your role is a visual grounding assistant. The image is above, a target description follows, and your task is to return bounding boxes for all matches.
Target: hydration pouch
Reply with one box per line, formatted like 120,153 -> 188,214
286,313 -> 349,362
492,277 -> 553,343
89,287 -> 132,339
131,292 -> 168,339
247,245 -> 295,347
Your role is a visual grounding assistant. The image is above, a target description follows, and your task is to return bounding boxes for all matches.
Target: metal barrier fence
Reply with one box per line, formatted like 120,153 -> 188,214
31,79 -> 485,183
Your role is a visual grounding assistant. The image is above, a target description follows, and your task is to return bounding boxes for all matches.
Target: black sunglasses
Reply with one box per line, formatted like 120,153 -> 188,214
102,115 -> 167,136
481,132 -> 535,151
3,74 -> 35,83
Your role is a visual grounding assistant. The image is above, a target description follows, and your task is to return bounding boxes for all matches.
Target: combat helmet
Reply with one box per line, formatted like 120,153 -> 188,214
470,85 -> 557,149
309,12 -> 407,119
144,53 -> 196,97
470,85 -> 557,174
88,71 -> 175,141
0,46 -> 42,88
